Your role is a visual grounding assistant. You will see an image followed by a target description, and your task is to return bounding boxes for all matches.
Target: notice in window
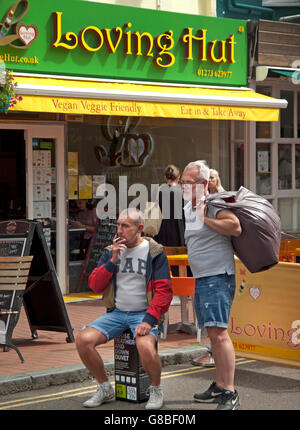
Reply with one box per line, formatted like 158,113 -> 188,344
79,175 -> 92,199
257,151 -> 269,173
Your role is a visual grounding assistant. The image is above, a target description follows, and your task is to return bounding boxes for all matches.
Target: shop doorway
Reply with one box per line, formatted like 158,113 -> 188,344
0,124 -> 67,294
0,130 -> 26,220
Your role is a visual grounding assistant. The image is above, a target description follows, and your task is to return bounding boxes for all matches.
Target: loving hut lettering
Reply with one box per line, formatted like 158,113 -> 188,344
230,317 -> 300,348
52,12 -> 238,69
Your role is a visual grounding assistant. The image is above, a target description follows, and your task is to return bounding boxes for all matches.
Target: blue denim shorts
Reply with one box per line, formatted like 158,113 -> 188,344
87,308 -> 159,342
194,274 -> 236,329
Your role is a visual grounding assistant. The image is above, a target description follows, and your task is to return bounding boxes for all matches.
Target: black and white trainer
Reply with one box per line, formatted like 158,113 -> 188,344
193,381 -> 225,403
216,389 -> 240,410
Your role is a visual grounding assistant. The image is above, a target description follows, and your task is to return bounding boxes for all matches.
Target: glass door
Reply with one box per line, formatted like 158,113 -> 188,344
26,125 -> 67,294
0,124 -> 67,294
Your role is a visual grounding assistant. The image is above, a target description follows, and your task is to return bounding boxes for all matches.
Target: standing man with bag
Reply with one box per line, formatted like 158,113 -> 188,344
181,160 -> 242,410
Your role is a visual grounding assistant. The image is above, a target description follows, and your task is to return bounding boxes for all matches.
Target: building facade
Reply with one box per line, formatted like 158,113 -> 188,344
0,0 -> 284,293
218,0 -> 300,233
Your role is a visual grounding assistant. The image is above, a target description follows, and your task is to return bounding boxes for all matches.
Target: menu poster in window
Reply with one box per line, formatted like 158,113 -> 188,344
93,175 -> 106,198
33,168 -> 52,185
33,185 -> 51,201
257,151 -> 269,173
68,152 -> 78,176
33,202 -> 52,219
33,150 -> 51,168
68,175 -> 78,200
79,175 -> 92,199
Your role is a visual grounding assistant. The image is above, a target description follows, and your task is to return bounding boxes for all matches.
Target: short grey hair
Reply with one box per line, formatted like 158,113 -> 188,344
184,160 -> 210,181
119,208 -> 145,226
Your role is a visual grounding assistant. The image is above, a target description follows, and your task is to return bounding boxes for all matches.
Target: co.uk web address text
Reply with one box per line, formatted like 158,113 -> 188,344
0,53 -> 39,64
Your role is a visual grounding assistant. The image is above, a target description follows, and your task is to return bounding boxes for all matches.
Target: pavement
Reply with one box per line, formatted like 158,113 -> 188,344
0,293 -> 209,396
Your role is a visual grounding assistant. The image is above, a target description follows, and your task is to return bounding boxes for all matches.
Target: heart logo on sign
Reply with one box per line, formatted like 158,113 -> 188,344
249,286 -> 261,301
17,24 -> 38,46
127,137 -> 145,163
121,134 -> 153,167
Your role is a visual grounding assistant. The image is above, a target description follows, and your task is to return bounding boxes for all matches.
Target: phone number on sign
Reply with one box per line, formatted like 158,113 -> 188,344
197,68 -> 232,78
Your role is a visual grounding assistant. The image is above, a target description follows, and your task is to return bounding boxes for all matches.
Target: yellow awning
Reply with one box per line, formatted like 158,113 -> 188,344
12,75 -> 287,121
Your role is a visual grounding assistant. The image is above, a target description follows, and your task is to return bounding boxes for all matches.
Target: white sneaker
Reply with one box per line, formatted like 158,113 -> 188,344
145,385 -> 164,410
83,382 -> 114,408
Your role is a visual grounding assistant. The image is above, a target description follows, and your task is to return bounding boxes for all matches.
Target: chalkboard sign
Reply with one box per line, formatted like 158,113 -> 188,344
77,218 -> 117,292
0,220 -> 74,343
0,238 -> 26,257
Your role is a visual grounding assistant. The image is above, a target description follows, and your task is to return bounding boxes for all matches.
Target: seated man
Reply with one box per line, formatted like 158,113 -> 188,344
76,208 -> 173,410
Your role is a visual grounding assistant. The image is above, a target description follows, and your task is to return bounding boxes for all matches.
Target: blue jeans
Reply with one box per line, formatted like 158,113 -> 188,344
87,308 -> 159,342
194,274 -> 236,329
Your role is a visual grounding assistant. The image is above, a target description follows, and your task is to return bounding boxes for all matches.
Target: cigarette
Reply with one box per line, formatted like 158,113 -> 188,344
113,237 -> 121,242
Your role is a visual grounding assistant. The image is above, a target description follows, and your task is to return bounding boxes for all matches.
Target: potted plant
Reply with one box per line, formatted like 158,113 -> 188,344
0,70 -> 23,113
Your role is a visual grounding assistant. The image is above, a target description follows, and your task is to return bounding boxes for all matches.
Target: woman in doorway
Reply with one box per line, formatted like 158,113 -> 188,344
154,165 -> 186,306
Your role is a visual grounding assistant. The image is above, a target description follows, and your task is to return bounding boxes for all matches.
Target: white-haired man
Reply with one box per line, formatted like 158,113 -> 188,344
181,161 -> 242,410
76,208 -> 172,410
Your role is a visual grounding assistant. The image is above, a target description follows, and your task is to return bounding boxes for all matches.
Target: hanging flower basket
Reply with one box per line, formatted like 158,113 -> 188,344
0,69 -> 22,113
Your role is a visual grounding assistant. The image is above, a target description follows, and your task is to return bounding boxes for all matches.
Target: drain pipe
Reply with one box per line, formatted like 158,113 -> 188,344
156,0 -> 161,10
230,0 -> 275,18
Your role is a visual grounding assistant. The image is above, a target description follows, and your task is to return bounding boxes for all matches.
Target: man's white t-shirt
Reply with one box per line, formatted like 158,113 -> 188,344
115,239 -> 149,311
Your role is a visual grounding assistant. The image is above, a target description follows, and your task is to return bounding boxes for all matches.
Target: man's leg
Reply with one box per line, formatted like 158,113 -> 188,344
76,327 -> 108,383
135,334 -> 161,386
136,333 -> 163,410
76,327 -> 115,408
207,326 -> 235,392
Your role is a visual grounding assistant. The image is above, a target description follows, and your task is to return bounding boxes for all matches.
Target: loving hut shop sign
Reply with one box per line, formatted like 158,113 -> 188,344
0,0 -> 248,86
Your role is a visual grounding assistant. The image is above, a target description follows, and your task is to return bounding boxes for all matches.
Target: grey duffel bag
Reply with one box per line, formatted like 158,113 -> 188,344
206,186 -> 281,273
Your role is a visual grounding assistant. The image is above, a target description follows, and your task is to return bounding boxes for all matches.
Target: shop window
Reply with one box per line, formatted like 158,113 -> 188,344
280,91 -> 294,138
256,86 -> 271,139
298,93 -> 300,138
32,138 -> 56,263
278,198 -> 293,231
256,142 -> 271,195
297,198 -> 300,230
296,144 -> 300,189
67,117 -> 223,263
278,144 -> 292,190
234,121 -> 244,140
234,141 -> 244,190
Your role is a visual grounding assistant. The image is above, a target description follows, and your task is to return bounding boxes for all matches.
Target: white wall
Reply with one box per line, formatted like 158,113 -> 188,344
85,0 -> 216,16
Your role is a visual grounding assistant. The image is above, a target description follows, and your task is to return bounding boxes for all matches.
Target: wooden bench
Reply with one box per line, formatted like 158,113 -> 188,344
0,256 -> 33,363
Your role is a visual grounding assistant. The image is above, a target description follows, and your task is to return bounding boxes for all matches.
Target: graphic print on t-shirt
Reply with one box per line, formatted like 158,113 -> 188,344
115,240 -> 149,311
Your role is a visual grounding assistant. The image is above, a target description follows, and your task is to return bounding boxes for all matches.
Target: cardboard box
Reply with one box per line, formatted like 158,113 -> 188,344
114,329 -> 151,403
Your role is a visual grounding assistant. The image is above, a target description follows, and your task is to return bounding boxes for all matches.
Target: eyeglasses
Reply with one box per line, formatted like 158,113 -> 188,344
179,180 -> 204,186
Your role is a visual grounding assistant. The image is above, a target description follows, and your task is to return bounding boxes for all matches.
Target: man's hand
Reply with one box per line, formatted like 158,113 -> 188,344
135,321 -> 152,336
111,235 -> 127,264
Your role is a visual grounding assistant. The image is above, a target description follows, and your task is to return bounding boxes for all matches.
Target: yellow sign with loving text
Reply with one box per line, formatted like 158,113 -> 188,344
230,260 -> 300,367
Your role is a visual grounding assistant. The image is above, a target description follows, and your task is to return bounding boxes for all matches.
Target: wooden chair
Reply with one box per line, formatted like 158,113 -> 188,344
161,247 -> 200,341
0,256 -> 33,363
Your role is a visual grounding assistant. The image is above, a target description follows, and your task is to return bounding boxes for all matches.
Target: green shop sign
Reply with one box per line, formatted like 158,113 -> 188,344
0,0 -> 248,86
